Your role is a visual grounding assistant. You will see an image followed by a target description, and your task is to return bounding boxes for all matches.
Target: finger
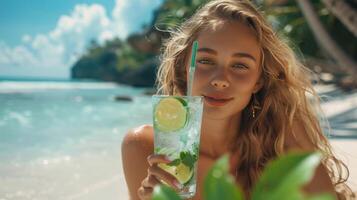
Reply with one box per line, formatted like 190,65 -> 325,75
147,154 -> 171,166
137,187 -> 153,200
142,175 -> 161,188
148,165 -> 183,190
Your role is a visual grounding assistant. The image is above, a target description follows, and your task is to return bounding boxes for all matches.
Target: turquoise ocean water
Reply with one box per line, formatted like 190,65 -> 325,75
0,80 -> 152,199
0,80 -> 355,199
0,80 -> 152,156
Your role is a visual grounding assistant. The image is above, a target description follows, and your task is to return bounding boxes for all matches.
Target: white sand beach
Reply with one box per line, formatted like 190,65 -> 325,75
330,139 -> 357,191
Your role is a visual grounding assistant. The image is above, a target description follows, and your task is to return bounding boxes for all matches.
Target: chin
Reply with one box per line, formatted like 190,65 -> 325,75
203,106 -> 240,120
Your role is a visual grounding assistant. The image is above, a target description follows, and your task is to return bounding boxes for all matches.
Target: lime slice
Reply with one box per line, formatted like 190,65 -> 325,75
154,97 -> 187,132
158,163 -> 193,185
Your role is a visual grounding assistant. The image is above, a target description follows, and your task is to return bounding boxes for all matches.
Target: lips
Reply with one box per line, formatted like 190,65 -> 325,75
203,94 -> 233,107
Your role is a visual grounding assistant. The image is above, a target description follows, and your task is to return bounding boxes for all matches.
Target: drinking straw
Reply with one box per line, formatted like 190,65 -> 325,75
187,41 -> 198,96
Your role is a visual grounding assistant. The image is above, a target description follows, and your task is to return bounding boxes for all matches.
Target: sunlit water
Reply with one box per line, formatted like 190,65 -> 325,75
0,80 -> 356,200
0,80 -> 152,200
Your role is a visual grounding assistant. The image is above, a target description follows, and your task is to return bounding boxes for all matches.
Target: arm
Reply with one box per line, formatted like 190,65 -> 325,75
121,125 -> 180,200
284,121 -> 338,198
121,125 -> 154,200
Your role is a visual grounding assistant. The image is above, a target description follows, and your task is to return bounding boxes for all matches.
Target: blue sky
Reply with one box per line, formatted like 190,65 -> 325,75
0,0 -> 163,79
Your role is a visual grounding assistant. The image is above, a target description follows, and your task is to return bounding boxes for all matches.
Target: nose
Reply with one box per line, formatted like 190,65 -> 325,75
211,79 -> 229,89
211,70 -> 230,89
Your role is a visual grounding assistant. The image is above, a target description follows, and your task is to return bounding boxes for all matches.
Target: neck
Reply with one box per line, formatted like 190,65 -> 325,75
200,113 -> 241,158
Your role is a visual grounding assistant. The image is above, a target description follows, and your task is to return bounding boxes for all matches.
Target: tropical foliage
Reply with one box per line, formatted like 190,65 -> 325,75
152,152 -> 335,200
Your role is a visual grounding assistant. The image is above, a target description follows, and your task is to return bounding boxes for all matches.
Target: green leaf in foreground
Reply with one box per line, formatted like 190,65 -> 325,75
152,185 -> 182,200
251,152 -> 333,200
305,194 -> 336,200
203,155 -> 244,200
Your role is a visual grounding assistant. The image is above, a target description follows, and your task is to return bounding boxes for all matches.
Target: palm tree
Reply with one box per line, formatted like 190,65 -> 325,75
296,0 -> 356,84
321,0 -> 357,37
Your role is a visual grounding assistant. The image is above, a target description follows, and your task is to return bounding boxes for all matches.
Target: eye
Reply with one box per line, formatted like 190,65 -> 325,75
232,63 -> 248,69
197,59 -> 215,65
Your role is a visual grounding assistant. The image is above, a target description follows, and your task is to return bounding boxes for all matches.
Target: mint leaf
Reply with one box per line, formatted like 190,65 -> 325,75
193,143 -> 199,155
180,151 -> 197,170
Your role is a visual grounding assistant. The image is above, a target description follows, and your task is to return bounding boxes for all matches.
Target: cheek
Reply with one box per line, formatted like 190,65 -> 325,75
231,72 -> 260,92
237,94 -> 252,109
225,88 -> 253,113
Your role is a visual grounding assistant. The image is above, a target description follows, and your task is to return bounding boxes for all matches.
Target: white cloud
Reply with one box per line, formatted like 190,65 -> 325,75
0,3 -> 113,77
22,35 -> 31,43
0,41 -> 37,66
0,0 -> 162,78
112,0 -> 162,35
0,42 -> 11,64
112,0 -> 129,38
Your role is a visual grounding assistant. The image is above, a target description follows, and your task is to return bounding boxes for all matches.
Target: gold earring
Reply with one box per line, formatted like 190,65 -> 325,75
251,94 -> 260,118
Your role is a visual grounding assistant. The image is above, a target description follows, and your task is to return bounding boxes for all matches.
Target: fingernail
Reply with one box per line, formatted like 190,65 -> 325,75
173,180 -> 183,190
164,156 -> 172,162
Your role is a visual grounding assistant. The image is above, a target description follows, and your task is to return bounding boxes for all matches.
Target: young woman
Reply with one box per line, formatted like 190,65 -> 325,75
121,0 -> 353,199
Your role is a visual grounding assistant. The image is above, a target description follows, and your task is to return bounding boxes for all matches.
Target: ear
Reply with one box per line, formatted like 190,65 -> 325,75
253,77 -> 264,93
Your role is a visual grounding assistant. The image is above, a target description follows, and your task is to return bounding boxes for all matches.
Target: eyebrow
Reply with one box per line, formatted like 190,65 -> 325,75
197,47 -> 257,62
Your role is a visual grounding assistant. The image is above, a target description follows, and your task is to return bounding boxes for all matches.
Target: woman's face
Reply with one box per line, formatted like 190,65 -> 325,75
188,21 -> 262,120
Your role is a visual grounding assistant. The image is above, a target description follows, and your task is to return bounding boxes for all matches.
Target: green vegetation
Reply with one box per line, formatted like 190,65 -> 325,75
152,152 -> 336,200
259,0 -> 356,79
71,0 -> 356,89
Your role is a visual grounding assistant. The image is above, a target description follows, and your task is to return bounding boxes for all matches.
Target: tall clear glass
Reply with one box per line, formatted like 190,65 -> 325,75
152,95 -> 203,199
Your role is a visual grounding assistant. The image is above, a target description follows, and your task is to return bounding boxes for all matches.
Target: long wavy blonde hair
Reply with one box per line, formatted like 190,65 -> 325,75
156,0 -> 353,199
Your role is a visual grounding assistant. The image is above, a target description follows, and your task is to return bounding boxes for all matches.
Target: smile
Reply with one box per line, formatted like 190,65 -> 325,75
203,95 -> 234,107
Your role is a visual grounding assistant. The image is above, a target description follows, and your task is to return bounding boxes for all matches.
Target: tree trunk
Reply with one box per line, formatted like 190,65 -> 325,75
321,0 -> 357,37
296,0 -> 357,77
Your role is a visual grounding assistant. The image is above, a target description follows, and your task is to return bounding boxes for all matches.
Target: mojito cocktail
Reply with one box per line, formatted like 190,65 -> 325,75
152,95 -> 203,199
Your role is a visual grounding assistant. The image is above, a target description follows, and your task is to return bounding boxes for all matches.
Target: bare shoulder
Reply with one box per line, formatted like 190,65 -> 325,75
122,124 -> 154,152
284,120 -> 315,152
283,120 -> 337,197
121,124 -> 154,162
121,124 -> 154,200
